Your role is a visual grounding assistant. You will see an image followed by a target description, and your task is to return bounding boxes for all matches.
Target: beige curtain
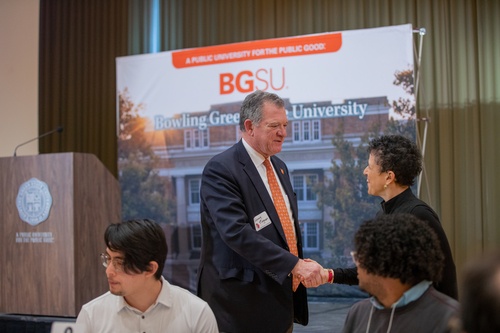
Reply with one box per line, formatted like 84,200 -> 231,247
39,0 -> 128,176
40,0 -> 500,281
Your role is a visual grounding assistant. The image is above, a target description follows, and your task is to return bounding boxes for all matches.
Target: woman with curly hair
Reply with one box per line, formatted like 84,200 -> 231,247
314,135 -> 458,299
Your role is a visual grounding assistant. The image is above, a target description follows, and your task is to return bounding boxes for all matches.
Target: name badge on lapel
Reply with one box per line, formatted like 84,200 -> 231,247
254,211 -> 271,231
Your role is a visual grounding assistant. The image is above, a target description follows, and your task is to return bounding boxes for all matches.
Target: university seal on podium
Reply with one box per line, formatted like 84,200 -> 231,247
16,177 -> 53,226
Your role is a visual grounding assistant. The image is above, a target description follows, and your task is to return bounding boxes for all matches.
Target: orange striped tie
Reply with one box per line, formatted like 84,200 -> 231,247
263,158 -> 300,291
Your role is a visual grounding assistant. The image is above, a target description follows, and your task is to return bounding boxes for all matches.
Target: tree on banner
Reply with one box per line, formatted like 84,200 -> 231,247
118,88 -> 176,224
318,121 -> 381,267
386,68 -> 417,140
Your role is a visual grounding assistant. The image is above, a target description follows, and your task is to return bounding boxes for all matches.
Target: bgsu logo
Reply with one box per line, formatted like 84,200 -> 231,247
219,68 -> 285,95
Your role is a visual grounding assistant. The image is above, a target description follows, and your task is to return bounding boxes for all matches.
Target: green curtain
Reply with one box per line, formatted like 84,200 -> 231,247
39,0 -> 500,282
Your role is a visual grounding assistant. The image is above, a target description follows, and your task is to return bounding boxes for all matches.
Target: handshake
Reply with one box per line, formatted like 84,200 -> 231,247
291,258 -> 333,288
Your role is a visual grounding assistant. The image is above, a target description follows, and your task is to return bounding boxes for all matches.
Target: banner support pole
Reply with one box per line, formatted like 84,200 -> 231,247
413,27 -> 427,198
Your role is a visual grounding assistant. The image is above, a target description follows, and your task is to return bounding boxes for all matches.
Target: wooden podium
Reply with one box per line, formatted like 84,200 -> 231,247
0,153 -> 121,317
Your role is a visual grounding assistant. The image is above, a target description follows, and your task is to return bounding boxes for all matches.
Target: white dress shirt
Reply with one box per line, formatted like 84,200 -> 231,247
76,276 -> 218,333
242,138 -> 296,236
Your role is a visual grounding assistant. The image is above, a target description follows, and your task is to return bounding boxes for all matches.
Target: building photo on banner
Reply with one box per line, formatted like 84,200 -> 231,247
116,23 -> 416,302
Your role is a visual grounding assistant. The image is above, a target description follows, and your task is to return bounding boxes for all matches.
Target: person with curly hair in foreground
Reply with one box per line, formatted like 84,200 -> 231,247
342,214 -> 459,333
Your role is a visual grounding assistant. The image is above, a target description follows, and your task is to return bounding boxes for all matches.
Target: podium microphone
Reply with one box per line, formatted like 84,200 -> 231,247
13,126 -> 64,157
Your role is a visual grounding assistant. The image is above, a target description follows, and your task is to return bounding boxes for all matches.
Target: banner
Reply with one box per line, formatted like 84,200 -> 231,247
116,24 -> 415,295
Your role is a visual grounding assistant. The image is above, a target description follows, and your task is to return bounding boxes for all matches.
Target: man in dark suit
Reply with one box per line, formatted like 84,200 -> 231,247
197,90 -> 324,333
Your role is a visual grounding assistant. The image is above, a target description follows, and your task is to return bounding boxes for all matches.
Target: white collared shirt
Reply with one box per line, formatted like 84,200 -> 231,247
241,138 -> 296,235
76,276 -> 218,333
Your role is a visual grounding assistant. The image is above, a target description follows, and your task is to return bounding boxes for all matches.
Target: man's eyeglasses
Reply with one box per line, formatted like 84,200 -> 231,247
100,253 -> 125,272
350,251 -> 359,266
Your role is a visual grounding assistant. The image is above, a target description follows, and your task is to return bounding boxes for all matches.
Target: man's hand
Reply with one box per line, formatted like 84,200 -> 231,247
292,258 -> 324,288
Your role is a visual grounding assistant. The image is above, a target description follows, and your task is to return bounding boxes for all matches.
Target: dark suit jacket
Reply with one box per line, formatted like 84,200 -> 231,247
197,140 -> 308,333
